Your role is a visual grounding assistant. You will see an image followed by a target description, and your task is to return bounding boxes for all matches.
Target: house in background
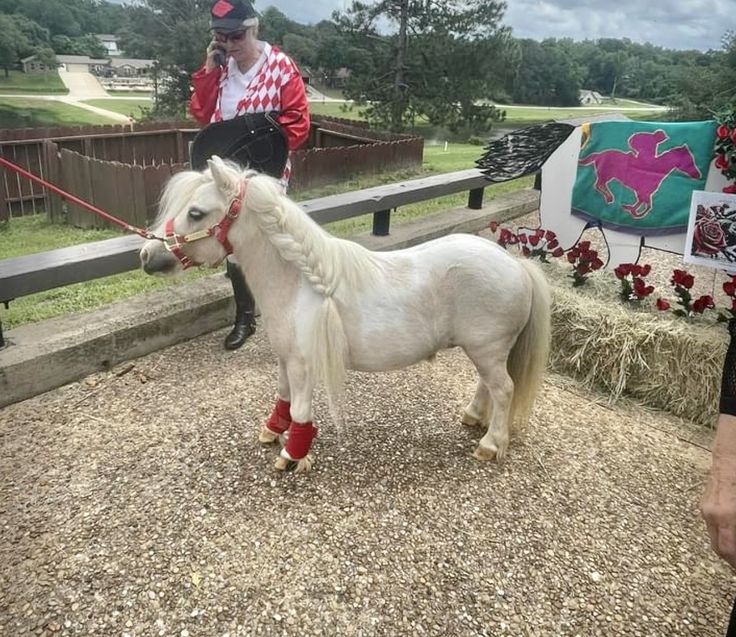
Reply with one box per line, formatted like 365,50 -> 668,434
95,34 -> 122,57
109,58 -> 155,77
20,55 -> 56,74
21,54 -> 153,77
579,89 -> 604,105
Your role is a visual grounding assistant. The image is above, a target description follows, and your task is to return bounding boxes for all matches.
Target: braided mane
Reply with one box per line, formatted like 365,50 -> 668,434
240,169 -> 383,296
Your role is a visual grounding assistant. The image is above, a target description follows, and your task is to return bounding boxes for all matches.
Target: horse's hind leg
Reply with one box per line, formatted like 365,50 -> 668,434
461,381 -> 492,429
465,349 -> 514,462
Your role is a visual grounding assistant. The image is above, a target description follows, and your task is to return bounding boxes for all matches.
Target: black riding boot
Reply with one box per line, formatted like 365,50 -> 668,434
224,261 -> 256,350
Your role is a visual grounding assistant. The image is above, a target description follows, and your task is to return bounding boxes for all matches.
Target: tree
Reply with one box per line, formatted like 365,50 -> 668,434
510,39 -> 580,107
671,31 -> 736,120
34,47 -> 58,75
334,0 -> 514,133
0,14 -> 30,77
116,0 -> 211,119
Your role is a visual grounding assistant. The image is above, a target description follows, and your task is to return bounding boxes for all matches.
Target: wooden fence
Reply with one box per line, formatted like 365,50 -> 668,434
0,117 -> 423,222
42,141 -> 187,230
0,122 -> 196,220
0,117 -> 424,227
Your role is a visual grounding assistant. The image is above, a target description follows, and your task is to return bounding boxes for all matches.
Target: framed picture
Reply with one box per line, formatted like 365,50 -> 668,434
683,190 -> 736,272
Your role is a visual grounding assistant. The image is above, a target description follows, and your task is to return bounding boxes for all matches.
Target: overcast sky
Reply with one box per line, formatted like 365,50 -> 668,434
258,0 -> 735,51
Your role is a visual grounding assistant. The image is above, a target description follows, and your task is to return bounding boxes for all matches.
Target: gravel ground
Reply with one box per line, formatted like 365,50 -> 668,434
1,323 -> 735,637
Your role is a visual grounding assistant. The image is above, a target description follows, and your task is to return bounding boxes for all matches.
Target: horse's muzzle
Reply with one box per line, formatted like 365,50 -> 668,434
141,245 -> 179,275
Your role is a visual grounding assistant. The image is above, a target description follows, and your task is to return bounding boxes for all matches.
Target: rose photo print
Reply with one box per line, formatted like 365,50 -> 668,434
684,190 -> 736,272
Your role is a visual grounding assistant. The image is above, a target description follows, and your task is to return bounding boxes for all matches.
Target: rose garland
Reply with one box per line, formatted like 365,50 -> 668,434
715,110 -> 736,194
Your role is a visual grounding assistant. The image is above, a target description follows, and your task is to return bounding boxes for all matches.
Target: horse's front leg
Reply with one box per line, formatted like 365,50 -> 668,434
273,358 -> 317,474
259,357 -> 291,444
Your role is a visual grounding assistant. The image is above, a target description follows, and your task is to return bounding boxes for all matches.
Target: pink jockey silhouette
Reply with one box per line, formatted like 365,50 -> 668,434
579,129 -> 702,219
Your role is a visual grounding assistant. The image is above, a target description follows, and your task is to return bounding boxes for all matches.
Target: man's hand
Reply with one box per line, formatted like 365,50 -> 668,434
205,40 -> 225,73
702,414 -> 736,568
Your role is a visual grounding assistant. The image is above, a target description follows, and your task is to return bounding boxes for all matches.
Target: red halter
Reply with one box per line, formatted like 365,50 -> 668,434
162,181 -> 246,269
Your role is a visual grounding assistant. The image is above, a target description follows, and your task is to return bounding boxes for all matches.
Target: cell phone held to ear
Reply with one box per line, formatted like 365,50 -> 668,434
213,46 -> 226,68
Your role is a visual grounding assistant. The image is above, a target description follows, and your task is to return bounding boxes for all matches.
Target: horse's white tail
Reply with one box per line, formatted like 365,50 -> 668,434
310,296 -> 348,424
507,260 -> 552,428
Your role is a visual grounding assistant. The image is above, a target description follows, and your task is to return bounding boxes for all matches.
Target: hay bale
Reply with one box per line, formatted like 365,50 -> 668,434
541,261 -> 727,427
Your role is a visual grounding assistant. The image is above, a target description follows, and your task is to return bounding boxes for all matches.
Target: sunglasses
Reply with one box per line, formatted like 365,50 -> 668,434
213,30 -> 248,44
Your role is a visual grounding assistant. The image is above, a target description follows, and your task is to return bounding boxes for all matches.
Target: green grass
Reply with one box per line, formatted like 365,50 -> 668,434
0,97 -> 117,128
107,90 -> 154,96
499,105 -> 660,126
309,101 -> 365,120
1,141 -> 529,329
83,98 -> 153,119
0,70 -> 68,95
310,83 -> 346,100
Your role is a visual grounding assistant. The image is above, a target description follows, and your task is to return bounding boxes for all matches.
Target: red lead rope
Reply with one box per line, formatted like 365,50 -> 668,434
0,154 -> 157,239
0,154 -> 246,270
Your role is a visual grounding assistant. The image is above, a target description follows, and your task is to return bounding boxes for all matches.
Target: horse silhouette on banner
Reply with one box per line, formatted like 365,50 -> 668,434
478,117 -> 729,269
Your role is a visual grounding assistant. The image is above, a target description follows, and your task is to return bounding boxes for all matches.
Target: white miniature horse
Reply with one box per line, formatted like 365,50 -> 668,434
139,157 -> 551,473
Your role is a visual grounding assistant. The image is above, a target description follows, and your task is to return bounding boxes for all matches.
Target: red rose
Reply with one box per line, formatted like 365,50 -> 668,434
724,280 -> 736,297
529,235 -> 540,247
656,298 -> 670,311
640,264 -> 651,277
693,214 -> 727,256
671,269 -> 695,289
717,124 -> 730,140
551,247 -> 564,258
534,228 -> 545,238
724,184 -> 736,194
518,233 -> 528,244
545,230 -> 557,242
577,263 -> 591,275
547,239 -> 559,249
521,246 -> 531,257
693,295 -> 715,314
614,264 -> 631,280
578,240 -> 591,251
591,257 -> 604,270
566,252 -> 577,264
489,221 -> 499,233
716,153 -> 730,171
633,278 -> 654,298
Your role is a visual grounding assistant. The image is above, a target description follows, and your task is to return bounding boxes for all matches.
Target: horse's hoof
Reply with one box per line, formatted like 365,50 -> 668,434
258,427 -> 280,444
294,455 -> 314,474
273,454 -> 314,473
472,444 -> 498,462
274,456 -> 294,471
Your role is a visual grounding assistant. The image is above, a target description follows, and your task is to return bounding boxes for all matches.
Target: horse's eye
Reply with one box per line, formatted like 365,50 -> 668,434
188,208 -> 206,221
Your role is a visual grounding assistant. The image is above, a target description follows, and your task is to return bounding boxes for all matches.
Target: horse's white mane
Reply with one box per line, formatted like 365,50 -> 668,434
241,169 -> 383,297
156,164 -> 383,297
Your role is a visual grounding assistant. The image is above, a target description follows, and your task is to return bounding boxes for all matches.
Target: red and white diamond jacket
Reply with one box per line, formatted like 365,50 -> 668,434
189,41 -> 310,182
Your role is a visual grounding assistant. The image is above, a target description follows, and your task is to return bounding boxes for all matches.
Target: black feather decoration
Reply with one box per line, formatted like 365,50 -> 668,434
475,122 -> 576,182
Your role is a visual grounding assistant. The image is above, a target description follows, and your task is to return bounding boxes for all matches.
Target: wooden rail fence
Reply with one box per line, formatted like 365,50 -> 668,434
0,118 -> 423,221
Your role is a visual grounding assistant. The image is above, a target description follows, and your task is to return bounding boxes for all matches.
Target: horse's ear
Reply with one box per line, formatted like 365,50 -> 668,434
207,156 -> 234,194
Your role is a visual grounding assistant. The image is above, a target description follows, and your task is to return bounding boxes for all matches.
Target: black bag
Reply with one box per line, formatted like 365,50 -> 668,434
189,111 -> 289,178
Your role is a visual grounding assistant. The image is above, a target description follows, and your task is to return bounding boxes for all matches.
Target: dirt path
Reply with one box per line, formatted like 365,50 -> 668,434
0,324 -> 733,636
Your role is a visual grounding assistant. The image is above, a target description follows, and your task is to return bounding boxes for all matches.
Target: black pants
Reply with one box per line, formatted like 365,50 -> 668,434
728,597 -> 736,636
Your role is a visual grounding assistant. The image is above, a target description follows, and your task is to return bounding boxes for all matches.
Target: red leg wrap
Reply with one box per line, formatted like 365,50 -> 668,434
265,398 -> 291,435
283,421 -> 318,461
